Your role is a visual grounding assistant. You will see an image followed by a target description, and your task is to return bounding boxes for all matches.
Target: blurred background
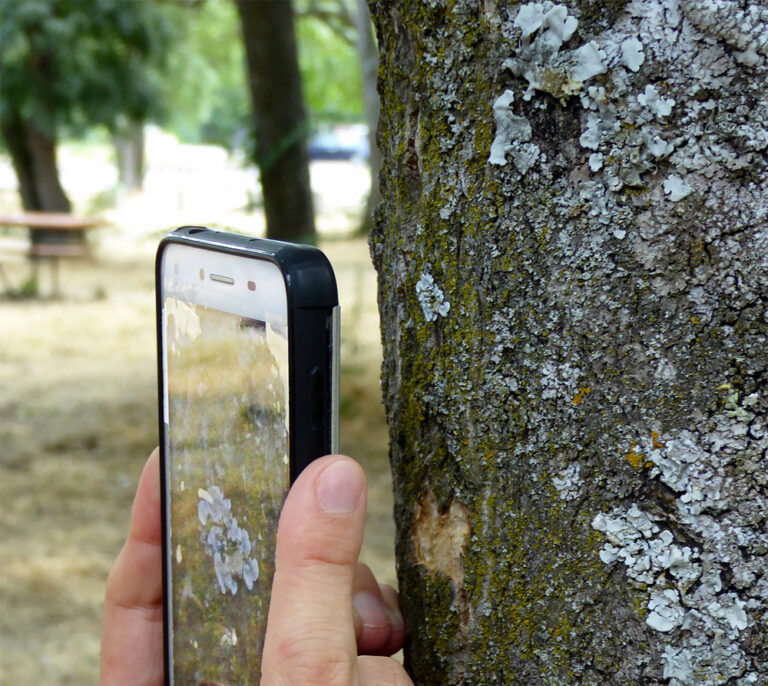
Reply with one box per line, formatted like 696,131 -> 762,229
0,1 -> 392,682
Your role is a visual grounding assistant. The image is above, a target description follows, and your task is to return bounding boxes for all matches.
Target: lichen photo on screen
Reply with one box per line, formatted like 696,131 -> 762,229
166,302 -> 289,684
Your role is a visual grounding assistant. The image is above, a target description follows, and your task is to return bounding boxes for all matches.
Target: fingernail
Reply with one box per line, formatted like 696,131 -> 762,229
353,591 -> 388,628
316,459 -> 364,513
387,606 -> 404,632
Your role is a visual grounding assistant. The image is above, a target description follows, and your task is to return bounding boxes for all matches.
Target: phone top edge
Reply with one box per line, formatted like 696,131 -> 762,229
157,226 -> 338,310
156,226 -> 340,484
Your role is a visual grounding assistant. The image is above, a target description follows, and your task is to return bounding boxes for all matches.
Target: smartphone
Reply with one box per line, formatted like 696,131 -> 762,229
156,226 -> 339,685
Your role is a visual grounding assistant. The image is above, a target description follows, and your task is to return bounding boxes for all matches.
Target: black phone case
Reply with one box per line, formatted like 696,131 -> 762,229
155,226 -> 339,683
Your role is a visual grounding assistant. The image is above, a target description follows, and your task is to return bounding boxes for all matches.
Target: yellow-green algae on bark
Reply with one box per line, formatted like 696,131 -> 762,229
371,0 -> 768,684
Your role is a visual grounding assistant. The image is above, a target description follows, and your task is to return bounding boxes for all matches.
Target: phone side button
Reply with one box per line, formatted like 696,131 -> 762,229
309,365 -> 323,430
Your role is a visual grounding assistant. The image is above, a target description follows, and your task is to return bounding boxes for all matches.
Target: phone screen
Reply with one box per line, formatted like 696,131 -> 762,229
161,248 -> 290,685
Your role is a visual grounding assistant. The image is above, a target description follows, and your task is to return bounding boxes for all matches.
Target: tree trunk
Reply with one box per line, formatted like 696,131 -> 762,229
370,1 -> 768,684
113,120 -> 145,193
235,0 -> 315,243
354,0 -> 381,234
0,113 -> 71,212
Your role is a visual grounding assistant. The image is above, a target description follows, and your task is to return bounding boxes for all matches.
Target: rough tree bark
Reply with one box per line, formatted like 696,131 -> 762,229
370,1 -> 768,684
235,0 -> 316,242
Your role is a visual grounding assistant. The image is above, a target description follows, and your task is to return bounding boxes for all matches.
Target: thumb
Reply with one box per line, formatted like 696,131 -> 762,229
261,455 -> 366,686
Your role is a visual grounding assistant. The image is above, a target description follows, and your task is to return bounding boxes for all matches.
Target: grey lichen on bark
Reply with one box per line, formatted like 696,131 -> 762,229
369,0 -> 768,684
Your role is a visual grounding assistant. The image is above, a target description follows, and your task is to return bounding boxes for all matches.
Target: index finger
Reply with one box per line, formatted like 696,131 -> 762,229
261,455 -> 367,686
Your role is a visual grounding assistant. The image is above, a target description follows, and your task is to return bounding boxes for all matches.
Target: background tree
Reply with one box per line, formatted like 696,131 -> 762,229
294,0 -> 380,233
113,119 -> 145,194
235,0 -> 315,242
0,0 -> 174,212
163,0 -> 365,148
370,0 -> 768,684
354,0 -> 381,234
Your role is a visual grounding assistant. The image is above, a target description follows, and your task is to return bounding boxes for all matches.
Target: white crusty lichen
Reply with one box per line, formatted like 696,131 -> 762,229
494,1 -> 690,195
663,174 -> 693,201
593,501 -> 751,681
480,0 -> 767,678
489,89 -> 541,173
504,2 -> 607,101
491,0 -> 768,217
637,84 -> 675,119
220,627 -> 237,648
592,506 -> 700,589
551,463 -> 582,500
514,1 -> 578,40
538,359 -> 580,400
197,485 -> 260,595
646,589 -> 686,632
578,110 -> 606,150
680,0 -> 768,67
416,272 -> 450,322
620,36 -> 645,72
497,4 -> 680,191
592,397 -> 768,684
588,152 -> 604,171
575,80 -> 678,190
644,132 -> 674,159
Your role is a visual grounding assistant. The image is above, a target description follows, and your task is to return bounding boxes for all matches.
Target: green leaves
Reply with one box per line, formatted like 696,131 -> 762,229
0,0 -> 177,133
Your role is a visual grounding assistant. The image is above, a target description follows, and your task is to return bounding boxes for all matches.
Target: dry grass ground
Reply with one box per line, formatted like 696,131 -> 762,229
0,233 -> 393,684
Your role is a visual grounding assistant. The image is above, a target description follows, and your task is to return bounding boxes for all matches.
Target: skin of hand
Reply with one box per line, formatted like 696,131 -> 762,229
99,449 -> 412,686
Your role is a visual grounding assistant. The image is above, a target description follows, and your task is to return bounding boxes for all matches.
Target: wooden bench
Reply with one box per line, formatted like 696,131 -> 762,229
0,212 -> 105,296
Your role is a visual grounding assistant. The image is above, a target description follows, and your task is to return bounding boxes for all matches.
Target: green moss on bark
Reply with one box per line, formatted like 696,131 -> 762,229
372,0 -> 768,683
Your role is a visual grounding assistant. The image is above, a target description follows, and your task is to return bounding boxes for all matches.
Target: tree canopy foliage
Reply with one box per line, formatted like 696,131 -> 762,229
0,0 -> 366,215
296,0 -> 363,125
0,0 -> 364,148
162,0 -> 250,148
0,0 -> 176,137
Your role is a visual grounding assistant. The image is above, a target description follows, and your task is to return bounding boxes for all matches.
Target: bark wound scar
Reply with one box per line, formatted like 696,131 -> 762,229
412,488 -> 470,586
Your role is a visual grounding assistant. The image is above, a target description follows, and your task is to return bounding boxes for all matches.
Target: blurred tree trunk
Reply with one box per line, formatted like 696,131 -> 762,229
113,120 -> 145,193
0,113 -> 71,212
235,0 -> 315,243
354,0 -> 380,234
370,1 -> 768,684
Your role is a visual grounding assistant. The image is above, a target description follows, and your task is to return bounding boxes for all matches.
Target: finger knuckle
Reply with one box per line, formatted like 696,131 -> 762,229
271,636 -> 354,686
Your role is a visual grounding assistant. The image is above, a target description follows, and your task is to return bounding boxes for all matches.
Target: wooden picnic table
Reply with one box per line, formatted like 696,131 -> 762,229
0,211 -> 106,296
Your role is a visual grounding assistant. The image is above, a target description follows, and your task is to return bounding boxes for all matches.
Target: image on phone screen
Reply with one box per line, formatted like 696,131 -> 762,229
162,248 -> 290,685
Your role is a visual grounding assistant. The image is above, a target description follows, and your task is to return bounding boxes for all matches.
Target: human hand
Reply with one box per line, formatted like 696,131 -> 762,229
99,450 -> 412,686
261,454 -> 410,685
